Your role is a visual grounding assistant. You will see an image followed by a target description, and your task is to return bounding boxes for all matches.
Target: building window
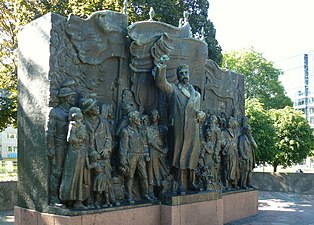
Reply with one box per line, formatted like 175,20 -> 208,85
310,108 -> 314,114
7,146 -> 13,152
310,117 -> 314,124
6,133 -> 15,139
294,99 -> 305,106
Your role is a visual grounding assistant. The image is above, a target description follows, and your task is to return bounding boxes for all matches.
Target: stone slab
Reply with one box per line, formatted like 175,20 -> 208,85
15,190 -> 258,225
161,190 -> 221,206
160,198 -> 223,225
47,201 -> 157,216
222,189 -> 258,224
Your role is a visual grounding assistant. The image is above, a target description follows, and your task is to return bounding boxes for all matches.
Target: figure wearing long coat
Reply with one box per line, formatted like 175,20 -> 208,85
238,125 -> 257,188
221,127 -> 238,188
154,65 -> 201,169
147,124 -> 169,186
85,115 -> 112,155
59,121 -> 90,202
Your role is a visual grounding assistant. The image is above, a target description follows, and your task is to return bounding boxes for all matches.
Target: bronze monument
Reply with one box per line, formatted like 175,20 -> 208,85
17,5 -> 256,214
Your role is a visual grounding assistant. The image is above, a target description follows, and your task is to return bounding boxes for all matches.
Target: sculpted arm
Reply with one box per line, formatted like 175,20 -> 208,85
153,62 -> 173,96
119,129 -> 129,165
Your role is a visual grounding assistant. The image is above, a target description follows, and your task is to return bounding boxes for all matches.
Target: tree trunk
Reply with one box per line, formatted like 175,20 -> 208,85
273,162 -> 278,172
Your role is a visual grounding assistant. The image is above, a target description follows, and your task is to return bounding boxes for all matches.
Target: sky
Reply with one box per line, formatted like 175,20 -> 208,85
208,0 -> 314,63
208,0 -> 314,98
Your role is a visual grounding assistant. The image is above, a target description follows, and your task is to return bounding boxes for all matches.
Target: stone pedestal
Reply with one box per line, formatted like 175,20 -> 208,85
15,190 -> 258,225
223,190 -> 259,224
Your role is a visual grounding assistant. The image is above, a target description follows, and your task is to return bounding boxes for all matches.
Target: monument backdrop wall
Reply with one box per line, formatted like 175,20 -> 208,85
17,8 -> 254,214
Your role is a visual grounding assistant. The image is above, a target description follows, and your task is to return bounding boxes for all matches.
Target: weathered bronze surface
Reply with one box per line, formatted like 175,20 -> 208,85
17,7 -> 255,214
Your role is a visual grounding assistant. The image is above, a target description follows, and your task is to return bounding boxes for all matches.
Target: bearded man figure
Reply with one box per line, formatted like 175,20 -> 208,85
153,57 -> 204,195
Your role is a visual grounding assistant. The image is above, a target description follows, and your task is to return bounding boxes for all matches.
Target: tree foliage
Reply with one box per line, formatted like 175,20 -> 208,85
269,106 -> 314,172
246,99 -> 314,172
0,0 -> 222,131
245,98 -> 277,165
223,48 -> 292,110
0,1 -> 18,129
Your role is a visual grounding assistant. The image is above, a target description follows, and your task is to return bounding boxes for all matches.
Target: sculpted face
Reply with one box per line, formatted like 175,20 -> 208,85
129,111 -> 141,126
75,110 -> 83,122
142,115 -> 150,126
90,103 -> 100,116
151,110 -> 159,122
134,113 -> 141,126
63,94 -> 76,107
177,67 -> 190,85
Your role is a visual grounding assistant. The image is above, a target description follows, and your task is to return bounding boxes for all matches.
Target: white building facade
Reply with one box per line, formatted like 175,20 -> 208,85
278,53 -> 314,128
0,126 -> 18,159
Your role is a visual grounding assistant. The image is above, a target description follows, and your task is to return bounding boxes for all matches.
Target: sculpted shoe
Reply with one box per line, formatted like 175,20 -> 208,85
94,202 -> 102,209
189,183 -> 199,191
177,187 -> 186,195
114,201 -> 121,206
127,197 -> 135,204
73,201 -> 87,210
247,184 -> 257,189
143,195 -> 153,201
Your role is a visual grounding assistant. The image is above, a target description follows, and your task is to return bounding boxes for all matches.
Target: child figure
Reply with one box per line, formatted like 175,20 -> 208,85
87,148 -> 119,208
197,129 -> 215,191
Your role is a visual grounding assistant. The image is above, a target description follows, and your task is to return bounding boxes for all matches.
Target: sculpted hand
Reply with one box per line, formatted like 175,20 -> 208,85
47,149 -> 55,160
196,111 -> 206,123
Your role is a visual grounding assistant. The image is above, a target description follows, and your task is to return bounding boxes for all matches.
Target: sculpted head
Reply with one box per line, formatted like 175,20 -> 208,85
68,107 -> 83,122
81,98 -> 99,116
150,109 -> 160,123
141,114 -> 150,126
176,64 -> 190,85
128,111 -> 141,127
58,87 -> 76,107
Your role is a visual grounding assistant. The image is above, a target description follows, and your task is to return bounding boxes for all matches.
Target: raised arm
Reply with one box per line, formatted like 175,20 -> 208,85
153,60 -> 173,96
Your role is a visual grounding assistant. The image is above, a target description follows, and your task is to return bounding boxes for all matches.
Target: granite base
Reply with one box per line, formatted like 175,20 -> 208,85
15,190 -> 258,225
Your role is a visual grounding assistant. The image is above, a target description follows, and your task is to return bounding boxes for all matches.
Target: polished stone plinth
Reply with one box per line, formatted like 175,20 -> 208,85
14,190 -> 258,225
223,189 -> 259,224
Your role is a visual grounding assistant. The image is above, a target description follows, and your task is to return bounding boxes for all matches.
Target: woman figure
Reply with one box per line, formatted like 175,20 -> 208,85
59,107 -> 90,209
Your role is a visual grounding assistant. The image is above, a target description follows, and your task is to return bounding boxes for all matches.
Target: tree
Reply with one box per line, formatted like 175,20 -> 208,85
0,0 -> 222,131
0,1 -> 18,129
245,98 -> 277,166
269,106 -> 314,172
223,48 -> 292,110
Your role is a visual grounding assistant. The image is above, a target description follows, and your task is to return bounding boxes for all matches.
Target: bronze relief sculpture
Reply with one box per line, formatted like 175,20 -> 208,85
18,5 -> 256,213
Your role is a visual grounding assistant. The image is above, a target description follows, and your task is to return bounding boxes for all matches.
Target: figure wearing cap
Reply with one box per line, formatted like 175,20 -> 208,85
82,98 -> 118,207
47,82 -> 76,206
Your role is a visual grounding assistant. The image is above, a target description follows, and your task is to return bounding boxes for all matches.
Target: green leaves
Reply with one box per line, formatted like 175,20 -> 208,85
230,49 -> 314,171
223,48 -> 292,109
246,100 -> 314,171
269,107 -> 314,169
245,98 -> 277,165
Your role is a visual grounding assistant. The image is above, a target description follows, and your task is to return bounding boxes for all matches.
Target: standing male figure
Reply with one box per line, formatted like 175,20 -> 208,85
153,58 -> 203,195
238,117 -> 257,189
82,99 -> 115,206
119,111 -> 151,203
47,86 -> 76,206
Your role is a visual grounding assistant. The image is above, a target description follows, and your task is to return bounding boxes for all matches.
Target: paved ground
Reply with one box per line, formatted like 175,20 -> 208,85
2,191 -> 314,225
227,191 -> 314,225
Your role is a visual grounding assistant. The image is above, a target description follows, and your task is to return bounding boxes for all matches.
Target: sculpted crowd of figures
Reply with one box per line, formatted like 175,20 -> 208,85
46,59 -> 257,210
